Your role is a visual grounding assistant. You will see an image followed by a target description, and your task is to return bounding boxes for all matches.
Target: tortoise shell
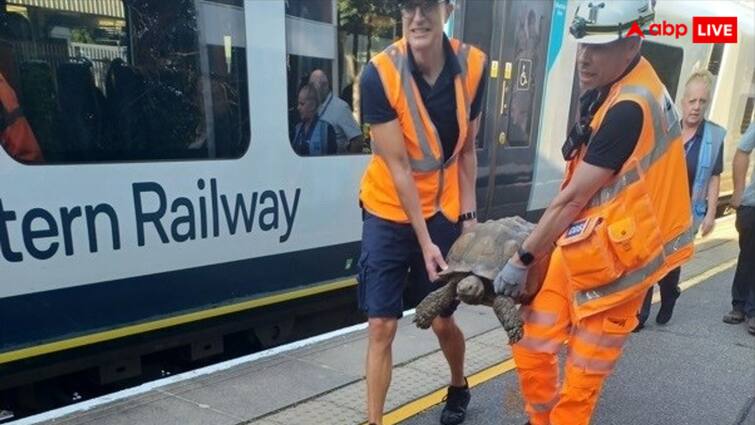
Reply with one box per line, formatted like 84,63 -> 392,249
439,216 -> 535,281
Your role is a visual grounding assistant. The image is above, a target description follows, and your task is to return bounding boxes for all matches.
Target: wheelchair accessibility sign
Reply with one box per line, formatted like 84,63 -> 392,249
516,58 -> 531,91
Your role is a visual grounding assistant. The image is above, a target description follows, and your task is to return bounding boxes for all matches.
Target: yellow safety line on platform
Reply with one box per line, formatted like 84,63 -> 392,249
378,257 -> 739,424
379,359 -> 517,425
0,278 -> 356,365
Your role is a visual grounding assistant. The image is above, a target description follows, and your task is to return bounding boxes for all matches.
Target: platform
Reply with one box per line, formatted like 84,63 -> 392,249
13,216 -> 752,425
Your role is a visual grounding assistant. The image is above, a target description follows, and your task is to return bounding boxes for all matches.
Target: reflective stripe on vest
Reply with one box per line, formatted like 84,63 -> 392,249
574,227 -> 695,305
383,43 -> 471,172
588,85 -> 682,209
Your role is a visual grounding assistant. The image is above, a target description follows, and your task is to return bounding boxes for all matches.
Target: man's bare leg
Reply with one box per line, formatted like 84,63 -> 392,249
366,317 -> 398,425
432,316 -> 466,386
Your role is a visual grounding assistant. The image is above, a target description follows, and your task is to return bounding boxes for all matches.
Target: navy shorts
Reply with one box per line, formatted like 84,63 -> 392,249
357,211 -> 461,318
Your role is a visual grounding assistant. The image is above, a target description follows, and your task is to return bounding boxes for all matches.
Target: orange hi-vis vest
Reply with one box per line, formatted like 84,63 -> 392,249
0,71 -> 43,163
359,38 -> 486,223
557,57 -> 694,319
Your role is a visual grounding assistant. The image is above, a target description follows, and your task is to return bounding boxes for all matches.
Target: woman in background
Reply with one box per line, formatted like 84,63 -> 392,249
636,69 -> 726,330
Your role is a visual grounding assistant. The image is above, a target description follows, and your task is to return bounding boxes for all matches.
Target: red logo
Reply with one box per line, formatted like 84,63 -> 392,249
628,17 -> 739,43
626,21 -> 645,38
692,17 -> 738,43
647,21 -> 688,39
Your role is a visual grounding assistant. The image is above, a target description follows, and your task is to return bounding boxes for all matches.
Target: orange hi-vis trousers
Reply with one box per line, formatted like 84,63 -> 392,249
512,248 -> 645,425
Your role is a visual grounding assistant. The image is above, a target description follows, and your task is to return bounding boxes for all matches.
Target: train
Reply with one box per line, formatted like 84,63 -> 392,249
0,0 -> 753,416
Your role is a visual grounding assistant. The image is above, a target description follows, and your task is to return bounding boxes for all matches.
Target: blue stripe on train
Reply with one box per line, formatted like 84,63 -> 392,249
0,242 -> 361,353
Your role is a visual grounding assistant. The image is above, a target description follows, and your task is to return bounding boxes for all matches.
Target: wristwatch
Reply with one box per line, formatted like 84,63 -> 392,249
517,247 -> 535,266
458,211 -> 477,222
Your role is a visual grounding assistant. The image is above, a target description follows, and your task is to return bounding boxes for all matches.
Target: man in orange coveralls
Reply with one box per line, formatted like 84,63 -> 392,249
493,1 -> 695,424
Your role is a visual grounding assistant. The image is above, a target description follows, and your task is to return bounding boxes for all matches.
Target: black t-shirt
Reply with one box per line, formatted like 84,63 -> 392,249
583,100 -> 644,172
574,55 -> 644,173
361,36 -> 487,162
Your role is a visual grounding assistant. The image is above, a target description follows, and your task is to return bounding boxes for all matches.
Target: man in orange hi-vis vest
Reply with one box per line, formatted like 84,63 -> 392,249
0,71 -> 43,163
493,1 -> 694,424
357,1 -> 487,424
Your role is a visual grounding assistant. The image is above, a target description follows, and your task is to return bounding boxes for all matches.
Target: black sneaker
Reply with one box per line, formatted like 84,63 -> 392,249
440,379 -> 470,425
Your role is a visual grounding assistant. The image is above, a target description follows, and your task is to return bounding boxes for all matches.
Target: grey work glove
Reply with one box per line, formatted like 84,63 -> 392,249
493,259 -> 529,299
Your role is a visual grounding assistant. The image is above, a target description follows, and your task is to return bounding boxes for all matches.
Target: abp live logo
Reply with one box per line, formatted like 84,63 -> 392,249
692,17 -> 737,43
627,17 -> 738,43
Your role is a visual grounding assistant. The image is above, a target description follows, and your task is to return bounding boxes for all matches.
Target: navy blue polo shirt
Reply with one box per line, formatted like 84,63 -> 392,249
683,120 -> 724,196
361,35 -> 487,162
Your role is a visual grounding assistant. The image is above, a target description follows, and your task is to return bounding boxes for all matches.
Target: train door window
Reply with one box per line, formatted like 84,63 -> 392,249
0,0 -> 250,163
742,70 -> 755,134
285,0 -> 400,157
459,0 -> 493,149
707,43 -> 724,76
742,97 -> 754,135
286,0 -> 332,23
640,41 -> 683,101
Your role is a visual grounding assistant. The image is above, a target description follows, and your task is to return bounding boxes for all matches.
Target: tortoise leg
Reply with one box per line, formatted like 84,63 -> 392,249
457,275 -> 485,305
492,296 -> 524,344
413,281 -> 458,329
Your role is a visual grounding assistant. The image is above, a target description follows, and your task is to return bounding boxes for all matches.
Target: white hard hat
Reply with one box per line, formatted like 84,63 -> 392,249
569,0 -> 655,44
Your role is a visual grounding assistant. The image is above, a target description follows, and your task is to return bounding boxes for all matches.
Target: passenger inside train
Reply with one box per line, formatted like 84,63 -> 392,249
0,0 -> 250,163
291,82 -> 337,156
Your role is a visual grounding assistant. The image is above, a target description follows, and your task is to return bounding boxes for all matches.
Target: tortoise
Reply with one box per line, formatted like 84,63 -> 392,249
413,216 -> 537,344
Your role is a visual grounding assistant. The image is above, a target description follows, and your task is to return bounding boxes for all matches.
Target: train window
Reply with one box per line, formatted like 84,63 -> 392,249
640,41 -> 683,101
707,43 -> 724,76
0,0 -> 250,163
742,97 -> 754,135
740,70 -> 755,134
285,0 -> 400,156
286,0 -> 333,24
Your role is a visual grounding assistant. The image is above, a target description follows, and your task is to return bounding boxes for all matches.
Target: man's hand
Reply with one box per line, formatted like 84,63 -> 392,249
730,193 -> 742,210
700,213 -> 716,237
422,243 -> 448,283
493,259 -> 529,300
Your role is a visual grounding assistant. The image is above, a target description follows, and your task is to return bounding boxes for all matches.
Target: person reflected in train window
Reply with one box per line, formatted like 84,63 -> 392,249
725,122 -> 755,335
0,70 -> 43,163
291,83 -> 337,156
309,69 -> 364,153
636,69 -> 726,331
357,0 -> 488,424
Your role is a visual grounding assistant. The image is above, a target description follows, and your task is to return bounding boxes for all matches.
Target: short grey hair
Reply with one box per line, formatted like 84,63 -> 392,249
299,83 -> 321,108
684,68 -> 714,94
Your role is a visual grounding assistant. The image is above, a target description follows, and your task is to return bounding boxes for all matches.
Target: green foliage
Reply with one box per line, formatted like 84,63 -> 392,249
338,0 -> 400,39
71,28 -> 94,44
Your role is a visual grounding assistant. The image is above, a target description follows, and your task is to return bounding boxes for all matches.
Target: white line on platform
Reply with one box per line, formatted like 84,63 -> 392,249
8,308 -> 415,425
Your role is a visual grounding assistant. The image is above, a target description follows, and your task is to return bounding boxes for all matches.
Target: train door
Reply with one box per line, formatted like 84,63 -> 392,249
464,0 -> 553,220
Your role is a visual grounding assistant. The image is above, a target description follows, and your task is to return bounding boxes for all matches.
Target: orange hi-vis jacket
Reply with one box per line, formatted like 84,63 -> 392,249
557,57 -> 694,319
0,71 -> 43,163
359,38 -> 486,223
